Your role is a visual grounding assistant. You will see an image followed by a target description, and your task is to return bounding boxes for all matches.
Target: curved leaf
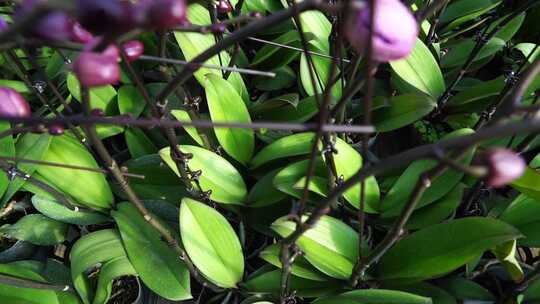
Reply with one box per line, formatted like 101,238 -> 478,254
92,256 -> 137,304
160,145 -> 247,204
31,195 -> 109,225
312,289 -> 432,304
376,217 -> 522,281
171,109 -> 204,146
373,94 -> 436,132
180,198 -> 244,288
205,73 -> 254,164
259,244 -> 329,281
112,202 -> 191,300
271,215 -> 358,280
0,214 -> 67,245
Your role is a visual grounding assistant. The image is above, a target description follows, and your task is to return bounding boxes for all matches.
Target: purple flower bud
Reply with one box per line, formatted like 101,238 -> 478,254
481,149 -> 526,188
90,108 -> 105,117
48,124 -> 65,136
16,1 -> 71,41
0,17 -> 8,32
0,87 -> 31,118
346,0 -> 418,62
122,40 -> 144,62
70,21 -> 94,43
73,52 -> 120,88
145,0 -> 187,30
217,0 -> 232,14
210,23 -> 226,34
76,0 -> 138,35
83,37 -> 120,61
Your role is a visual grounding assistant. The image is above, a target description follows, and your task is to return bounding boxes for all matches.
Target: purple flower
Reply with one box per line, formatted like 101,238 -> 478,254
73,52 -> 120,88
346,0 -> 418,62
144,0 -> 187,30
122,40 -> 144,62
217,0 -> 233,14
16,0 -> 71,41
69,21 -> 94,43
0,87 -> 31,118
481,149 -> 526,188
76,0 -> 138,35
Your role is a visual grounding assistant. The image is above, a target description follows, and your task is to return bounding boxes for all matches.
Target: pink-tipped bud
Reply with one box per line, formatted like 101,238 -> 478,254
217,0 -> 232,14
16,1 -> 72,42
346,0 -> 418,62
73,52 -> 120,88
70,21 -> 94,43
83,37 -> 120,61
480,149 -> 526,188
0,87 -> 31,118
146,0 -> 187,30
48,124 -> 65,136
76,0 -> 138,35
122,40 -> 144,62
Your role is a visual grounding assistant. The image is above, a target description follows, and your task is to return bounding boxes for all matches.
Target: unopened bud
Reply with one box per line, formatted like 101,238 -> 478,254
479,149 -> 526,188
0,87 -> 31,118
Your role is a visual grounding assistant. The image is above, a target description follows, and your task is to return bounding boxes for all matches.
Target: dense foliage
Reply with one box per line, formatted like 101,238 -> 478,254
1,0 -> 540,303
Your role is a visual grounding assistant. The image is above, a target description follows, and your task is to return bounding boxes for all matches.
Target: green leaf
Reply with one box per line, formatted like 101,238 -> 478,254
0,263 -> 76,304
447,76 -> 505,109
260,244 -> 329,281
174,3 -> 249,104
118,85 -> 145,117
312,289 -> 432,304
70,229 -> 129,304
376,217 -> 522,281
273,158 -> 327,200
251,132 -> 317,168
2,133 -> 51,206
380,128 -> 475,217
204,74 -> 254,164
115,154 -> 186,204
253,65 -> 296,91
510,166 -> 540,200
180,198 -> 244,288
390,38 -> 446,98
253,95 -> 319,123
438,276 -> 495,301
112,202 -> 191,300
160,145 -> 247,204
37,134 -> 114,211
92,256 -> 136,304
404,184 -> 463,229
171,109 -> 204,146
0,79 -> 30,93
524,275 -> 540,302
31,195 -> 108,226
441,38 -> 506,68
125,127 -> 157,158
271,215 -> 359,280
499,194 -> 540,247
0,214 -> 67,246
440,0 -> 501,32
67,73 -> 117,114
299,44 -> 342,99
241,267 -> 341,298
373,94 -> 436,132
0,122 -> 14,200
246,169 -> 287,207
492,240 -> 523,283
251,31 -> 305,69
388,282 -> 457,304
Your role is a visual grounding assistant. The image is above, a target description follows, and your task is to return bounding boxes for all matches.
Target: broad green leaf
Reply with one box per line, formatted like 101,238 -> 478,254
241,268 -> 341,298
510,167 -> 540,200
389,282 -> 457,304
381,128 -> 475,217
67,73 -> 117,114
171,109 -> 204,146
246,169 -> 287,207
112,203 -> 191,300
37,134 -> 114,211
273,158 -> 327,200
118,85 -> 145,117
251,31 -> 306,69
515,43 -> 540,64
312,289 -> 432,304
492,240 -> 523,283
0,80 -> 30,93
390,38 -> 445,98
2,133 -> 51,206
404,184 -> 463,229
180,198 -> 244,288
499,194 -> 540,247
376,217 -> 522,281
293,176 -> 329,197
125,127 -> 157,158
0,263 -> 77,304
253,65 -> 296,91
115,154 -> 187,204
271,215 -> 359,280
0,214 -> 67,245
440,0 -> 501,32
92,256 -> 136,304
0,122 -> 14,200
251,132 -> 317,168
205,74 -> 254,164
174,3 -> 249,104
260,244 -> 329,281
490,13 -> 525,42
299,44 -> 342,99
70,229 -> 129,304
441,38 -> 506,68
524,275 -> 540,302
254,95 -> 319,123
160,145 -> 247,204
31,195 -> 108,226
373,94 -> 436,132
438,276 -> 495,301
447,76 -> 505,111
